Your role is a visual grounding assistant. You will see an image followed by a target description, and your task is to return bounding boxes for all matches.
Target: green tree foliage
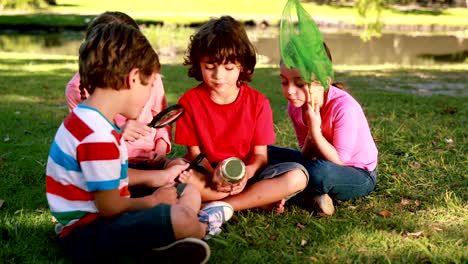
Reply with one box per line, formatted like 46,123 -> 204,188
357,0 -> 385,41
0,0 -> 49,10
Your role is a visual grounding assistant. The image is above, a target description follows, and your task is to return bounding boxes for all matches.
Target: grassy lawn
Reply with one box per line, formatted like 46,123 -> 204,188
1,0 -> 467,28
0,50 -> 466,263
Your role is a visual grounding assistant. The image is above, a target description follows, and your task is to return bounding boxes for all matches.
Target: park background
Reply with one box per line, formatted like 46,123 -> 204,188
0,0 -> 467,263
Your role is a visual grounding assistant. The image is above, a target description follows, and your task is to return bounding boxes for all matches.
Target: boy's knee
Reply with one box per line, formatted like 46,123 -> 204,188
180,183 -> 200,197
284,169 -> 308,191
170,205 -> 202,239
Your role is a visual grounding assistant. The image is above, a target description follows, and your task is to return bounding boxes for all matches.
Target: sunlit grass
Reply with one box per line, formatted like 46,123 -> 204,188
0,51 -> 467,263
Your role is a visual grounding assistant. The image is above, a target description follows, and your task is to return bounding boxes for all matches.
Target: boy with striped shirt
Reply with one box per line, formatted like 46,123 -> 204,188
45,22 -> 231,263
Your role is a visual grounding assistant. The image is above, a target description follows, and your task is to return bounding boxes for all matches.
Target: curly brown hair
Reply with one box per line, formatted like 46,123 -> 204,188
78,23 -> 160,95
184,16 -> 256,85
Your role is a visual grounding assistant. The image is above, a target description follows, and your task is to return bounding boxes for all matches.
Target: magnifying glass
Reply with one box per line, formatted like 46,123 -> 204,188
148,104 -> 185,128
187,153 -> 205,171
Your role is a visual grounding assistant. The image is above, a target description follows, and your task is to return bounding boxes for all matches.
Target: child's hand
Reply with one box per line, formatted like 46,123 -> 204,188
304,103 -> 322,135
121,120 -> 152,142
165,162 -> 190,183
150,185 -> 178,205
229,175 -> 248,195
211,164 -> 232,193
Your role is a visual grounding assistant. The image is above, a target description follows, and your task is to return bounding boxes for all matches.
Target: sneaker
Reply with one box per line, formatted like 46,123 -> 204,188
149,237 -> 210,264
314,194 -> 335,216
198,201 -> 234,240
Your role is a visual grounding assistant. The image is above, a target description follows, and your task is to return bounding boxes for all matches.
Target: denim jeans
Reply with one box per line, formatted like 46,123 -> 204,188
59,204 -> 174,262
267,145 -> 377,201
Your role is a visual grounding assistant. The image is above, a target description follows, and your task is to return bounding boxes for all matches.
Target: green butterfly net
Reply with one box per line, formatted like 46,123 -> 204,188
280,0 -> 334,90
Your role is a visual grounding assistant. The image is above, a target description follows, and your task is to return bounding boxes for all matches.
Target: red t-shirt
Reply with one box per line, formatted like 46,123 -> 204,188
175,83 -> 275,164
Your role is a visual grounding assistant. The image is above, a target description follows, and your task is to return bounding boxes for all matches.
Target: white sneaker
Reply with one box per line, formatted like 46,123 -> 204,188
314,194 -> 335,216
198,201 -> 234,240
151,237 -> 210,264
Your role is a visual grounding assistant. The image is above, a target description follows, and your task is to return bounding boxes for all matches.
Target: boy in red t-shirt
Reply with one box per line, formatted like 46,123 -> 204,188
175,16 -> 309,236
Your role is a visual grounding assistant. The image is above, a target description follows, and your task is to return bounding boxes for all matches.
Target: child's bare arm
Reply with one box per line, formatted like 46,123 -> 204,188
127,162 -> 190,187
94,186 -> 178,217
245,145 -> 268,179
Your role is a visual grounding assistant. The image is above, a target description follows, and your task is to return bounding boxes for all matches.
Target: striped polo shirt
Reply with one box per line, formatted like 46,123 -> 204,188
46,104 -> 130,238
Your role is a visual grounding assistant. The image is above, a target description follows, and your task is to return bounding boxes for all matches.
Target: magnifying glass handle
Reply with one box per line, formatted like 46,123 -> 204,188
174,154 -> 205,183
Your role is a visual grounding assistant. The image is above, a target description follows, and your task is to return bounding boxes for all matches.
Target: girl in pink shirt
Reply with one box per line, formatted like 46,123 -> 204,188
268,43 -> 378,216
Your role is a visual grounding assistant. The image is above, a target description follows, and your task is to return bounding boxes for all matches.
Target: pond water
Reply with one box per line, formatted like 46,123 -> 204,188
1,26 -> 467,65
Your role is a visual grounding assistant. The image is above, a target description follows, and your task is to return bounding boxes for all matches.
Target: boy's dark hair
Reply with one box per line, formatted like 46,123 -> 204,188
184,15 -> 256,85
79,23 -> 160,95
85,11 -> 139,39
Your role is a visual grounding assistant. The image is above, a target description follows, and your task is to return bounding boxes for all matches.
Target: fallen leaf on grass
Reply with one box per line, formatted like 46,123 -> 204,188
415,200 -> 421,206
296,223 -> 305,230
442,107 -> 457,114
401,198 -> 410,206
395,198 -> 410,209
300,239 -> 307,246
379,209 -> 393,217
428,226 -> 442,232
404,231 -> 424,238
35,208 -> 45,214
410,161 -> 421,169
309,256 -> 318,261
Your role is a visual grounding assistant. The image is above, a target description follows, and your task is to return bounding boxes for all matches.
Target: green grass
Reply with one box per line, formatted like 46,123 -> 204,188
0,50 -> 467,263
1,0 -> 467,28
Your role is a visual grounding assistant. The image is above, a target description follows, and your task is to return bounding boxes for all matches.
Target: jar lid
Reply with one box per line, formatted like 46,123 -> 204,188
222,157 -> 245,182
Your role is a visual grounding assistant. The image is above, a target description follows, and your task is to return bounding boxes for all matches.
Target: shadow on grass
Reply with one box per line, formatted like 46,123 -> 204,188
390,8 -> 444,16
418,49 -> 468,63
0,64 -> 466,263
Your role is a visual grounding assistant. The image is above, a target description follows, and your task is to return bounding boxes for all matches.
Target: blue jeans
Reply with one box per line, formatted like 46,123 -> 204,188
267,146 -> 377,201
59,184 -> 187,262
59,204 -> 174,262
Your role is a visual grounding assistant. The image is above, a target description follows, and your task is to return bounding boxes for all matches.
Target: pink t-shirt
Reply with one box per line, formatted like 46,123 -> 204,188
288,86 -> 378,171
65,72 -> 171,161
175,83 -> 275,164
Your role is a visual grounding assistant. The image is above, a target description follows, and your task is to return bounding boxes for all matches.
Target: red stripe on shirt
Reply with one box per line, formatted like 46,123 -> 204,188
59,213 -> 99,238
46,176 -> 94,201
64,112 -> 94,141
77,142 -> 119,162
111,130 -> 122,146
120,185 -> 130,197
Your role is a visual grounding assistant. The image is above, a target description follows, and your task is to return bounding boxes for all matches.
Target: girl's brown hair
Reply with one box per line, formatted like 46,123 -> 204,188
323,42 -> 347,91
184,16 -> 256,85
79,23 -> 160,95
79,11 -> 140,100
